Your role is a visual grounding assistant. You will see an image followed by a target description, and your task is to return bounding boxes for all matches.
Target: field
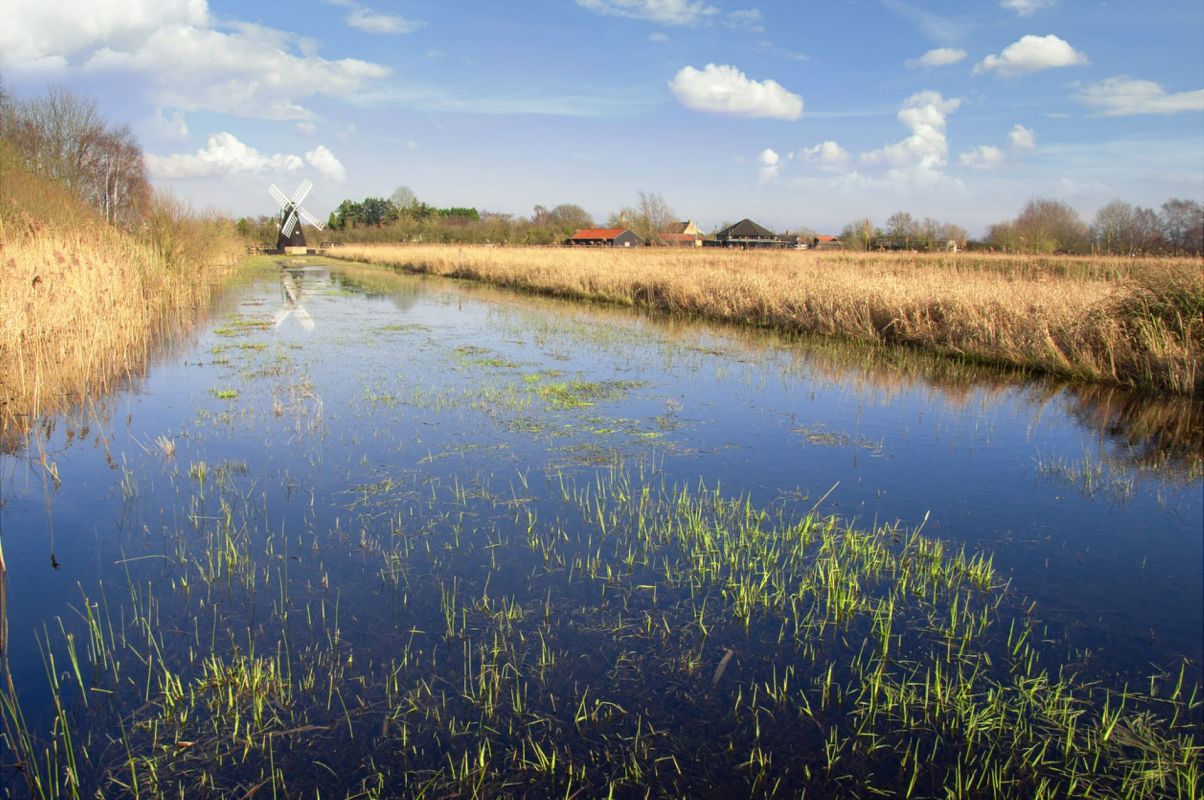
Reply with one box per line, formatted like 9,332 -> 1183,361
332,244 -> 1204,396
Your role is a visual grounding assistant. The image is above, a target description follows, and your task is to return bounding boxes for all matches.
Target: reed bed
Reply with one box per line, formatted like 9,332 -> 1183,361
333,245 -> 1203,396
0,164 -> 245,450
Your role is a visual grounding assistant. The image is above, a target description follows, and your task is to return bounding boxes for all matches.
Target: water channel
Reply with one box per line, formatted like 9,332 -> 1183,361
1,259 -> 1200,797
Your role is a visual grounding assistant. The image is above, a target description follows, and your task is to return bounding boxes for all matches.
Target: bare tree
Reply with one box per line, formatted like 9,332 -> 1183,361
1001,198 -> 1089,254
1160,198 -> 1204,255
636,191 -> 674,245
885,211 -> 917,248
390,186 -> 418,214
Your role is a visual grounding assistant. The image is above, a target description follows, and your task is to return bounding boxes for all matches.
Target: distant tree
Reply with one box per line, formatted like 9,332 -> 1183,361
839,218 -> 875,251
331,199 -> 362,229
1132,206 -> 1166,253
358,197 -> 392,227
1160,198 -> 1204,254
636,191 -> 674,245
985,221 -> 1022,252
994,198 -> 1088,254
390,185 -> 417,212
885,211 -> 918,248
546,203 -> 592,232
608,191 -> 674,244
1091,201 -> 1144,254
938,223 -> 968,250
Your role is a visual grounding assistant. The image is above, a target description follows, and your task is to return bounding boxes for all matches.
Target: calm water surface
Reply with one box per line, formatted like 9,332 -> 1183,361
2,260 -> 1200,796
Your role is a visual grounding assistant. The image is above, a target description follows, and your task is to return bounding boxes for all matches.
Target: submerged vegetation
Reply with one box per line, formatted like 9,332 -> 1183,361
2,467 -> 1199,798
332,245 -> 1203,396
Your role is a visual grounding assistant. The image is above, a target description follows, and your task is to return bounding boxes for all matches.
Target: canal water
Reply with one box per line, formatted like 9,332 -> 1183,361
1,260 -> 1200,797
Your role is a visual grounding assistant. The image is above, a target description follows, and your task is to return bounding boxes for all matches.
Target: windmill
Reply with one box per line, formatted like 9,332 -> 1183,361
270,179 -> 325,251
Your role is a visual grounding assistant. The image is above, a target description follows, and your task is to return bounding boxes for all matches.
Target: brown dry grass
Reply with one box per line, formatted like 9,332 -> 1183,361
333,244 -> 1203,396
0,156 -> 245,449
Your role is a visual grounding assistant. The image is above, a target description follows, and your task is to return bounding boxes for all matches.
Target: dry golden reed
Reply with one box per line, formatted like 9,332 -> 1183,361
334,244 -> 1203,396
0,162 -> 244,449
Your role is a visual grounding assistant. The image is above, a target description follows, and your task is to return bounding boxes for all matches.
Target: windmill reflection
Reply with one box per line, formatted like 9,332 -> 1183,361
273,266 -> 330,333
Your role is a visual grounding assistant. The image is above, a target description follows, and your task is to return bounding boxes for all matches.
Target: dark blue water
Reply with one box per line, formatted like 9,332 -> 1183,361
2,261 -> 1200,795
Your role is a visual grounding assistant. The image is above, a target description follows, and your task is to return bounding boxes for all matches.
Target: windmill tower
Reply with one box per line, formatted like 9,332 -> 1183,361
270,179 -> 325,252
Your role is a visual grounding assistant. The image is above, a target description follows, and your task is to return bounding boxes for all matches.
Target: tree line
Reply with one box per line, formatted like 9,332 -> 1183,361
839,212 -> 969,252
0,84 -> 151,227
986,198 -> 1203,256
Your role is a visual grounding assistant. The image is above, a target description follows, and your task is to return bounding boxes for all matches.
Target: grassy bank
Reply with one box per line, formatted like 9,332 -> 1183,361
0,152 -> 245,449
332,244 -> 1203,396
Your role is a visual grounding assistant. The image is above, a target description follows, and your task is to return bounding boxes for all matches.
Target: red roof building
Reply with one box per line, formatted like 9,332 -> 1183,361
565,228 -> 644,247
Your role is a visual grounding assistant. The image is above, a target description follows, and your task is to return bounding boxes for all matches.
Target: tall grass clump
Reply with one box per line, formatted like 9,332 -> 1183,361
1098,264 -> 1203,396
0,144 -> 245,448
332,244 -> 1204,396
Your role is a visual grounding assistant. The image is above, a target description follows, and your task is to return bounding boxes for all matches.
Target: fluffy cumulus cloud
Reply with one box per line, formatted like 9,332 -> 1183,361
577,0 -> 718,26
800,141 -> 851,173
757,147 -> 781,182
1009,124 -> 1037,150
0,0 -> 210,71
907,48 -> 967,68
669,64 -> 803,120
304,144 -> 347,182
1074,76 -> 1204,116
974,34 -> 1087,77
0,0 -> 390,120
1000,0 -> 1055,16
861,91 -> 961,181
346,7 -> 424,34
145,132 -> 344,181
958,145 -> 1007,170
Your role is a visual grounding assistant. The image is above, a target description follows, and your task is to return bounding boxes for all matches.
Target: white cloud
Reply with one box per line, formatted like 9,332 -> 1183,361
304,145 -> 347,182
577,0 -> 718,26
346,7 -> 424,34
800,140 -> 851,172
648,32 -> 670,42
725,9 -> 765,32
0,1 -> 390,121
296,121 -> 318,136
1009,124 -> 1037,150
1074,76 -> 1204,116
958,145 -> 1007,170
145,133 -> 345,183
0,0 -> 210,71
974,34 -> 1087,77
1000,0 -> 1054,16
907,48 -> 967,68
757,147 -> 781,183
861,91 -> 961,182
669,63 -> 803,120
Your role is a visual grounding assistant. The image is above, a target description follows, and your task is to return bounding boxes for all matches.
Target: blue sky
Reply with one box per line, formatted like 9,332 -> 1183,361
2,0 -> 1201,235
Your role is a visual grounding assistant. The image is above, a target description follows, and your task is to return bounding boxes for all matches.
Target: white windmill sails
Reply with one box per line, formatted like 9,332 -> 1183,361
270,179 -> 325,242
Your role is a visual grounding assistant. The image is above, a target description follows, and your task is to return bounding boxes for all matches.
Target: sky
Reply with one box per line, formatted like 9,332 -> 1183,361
1,0 -> 1202,236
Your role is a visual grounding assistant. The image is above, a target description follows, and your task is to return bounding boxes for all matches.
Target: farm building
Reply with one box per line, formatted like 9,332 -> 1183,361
660,219 -> 705,247
565,228 -> 644,247
812,235 -> 843,250
713,219 -> 785,249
